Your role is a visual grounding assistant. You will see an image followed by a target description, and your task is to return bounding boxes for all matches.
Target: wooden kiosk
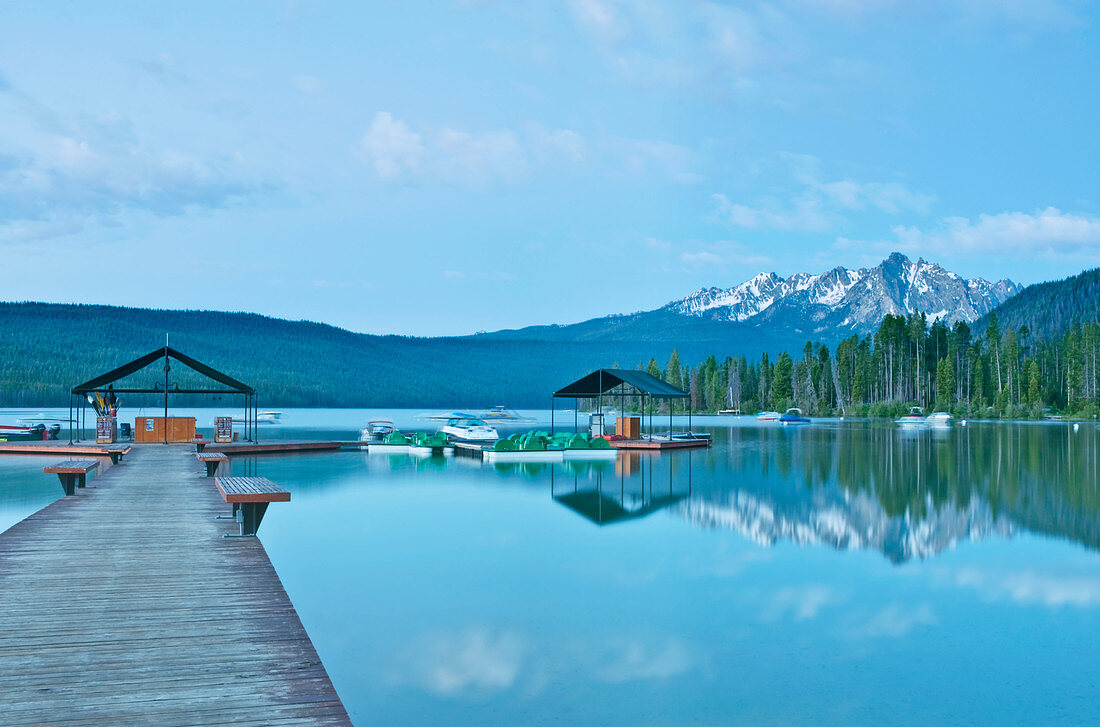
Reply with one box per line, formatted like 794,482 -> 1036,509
135,417 -> 197,444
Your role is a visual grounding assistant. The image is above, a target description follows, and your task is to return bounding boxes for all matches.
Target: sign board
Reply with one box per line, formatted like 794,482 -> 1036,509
146,419 -> 155,431
215,416 -> 233,443
96,416 -> 116,444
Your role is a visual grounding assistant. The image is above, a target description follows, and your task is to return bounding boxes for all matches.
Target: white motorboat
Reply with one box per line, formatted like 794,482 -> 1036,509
257,411 -> 283,424
477,406 -> 536,423
440,417 -> 499,442
925,412 -> 953,428
895,407 -> 927,428
756,411 -> 781,422
359,420 -> 396,442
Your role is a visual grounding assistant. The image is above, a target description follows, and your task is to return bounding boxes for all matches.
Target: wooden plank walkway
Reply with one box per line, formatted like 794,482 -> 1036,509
205,441 -> 363,455
0,444 -> 352,726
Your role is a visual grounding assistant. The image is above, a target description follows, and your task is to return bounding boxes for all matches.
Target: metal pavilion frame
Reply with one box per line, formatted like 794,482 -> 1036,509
550,368 -> 692,440
69,345 -> 258,444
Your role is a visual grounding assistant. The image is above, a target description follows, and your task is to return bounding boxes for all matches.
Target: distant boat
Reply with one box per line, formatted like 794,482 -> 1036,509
895,407 -> 927,428
718,409 -> 740,416
257,411 -> 282,424
441,417 -> 499,442
477,406 -> 536,423
925,412 -> 953,428
780,408 -> 811,425
757,411 -> 781,422
359,420 -> 396,443
421,411 -> 477,421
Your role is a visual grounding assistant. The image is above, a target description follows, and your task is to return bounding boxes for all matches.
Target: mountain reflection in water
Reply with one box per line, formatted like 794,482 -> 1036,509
680,421 -> 1099,562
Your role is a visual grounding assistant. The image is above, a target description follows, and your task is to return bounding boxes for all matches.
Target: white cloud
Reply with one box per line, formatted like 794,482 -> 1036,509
592,636 -> 697,683
392,627 -> 526,698
675,239 -> 774,269
359,112 -> 692,186
954,568 -> 1100,608
291,74 -> 325,93
714,192 -> 833,232
436,127 -> 526,184
713,154 -> 933,233
894,208 -> 1100,255
620,139 -> 700,183
848,602 -> 937,638
359,112 -> 427,181
838,207 -> 1100,260
359,112 -> 577,185
534,127 -> 586,163
557,0 -> 1078,104
681,250 -> 724,266
765,585 -> 841,621
569,0 -> 622,39
0,73 -> 263,244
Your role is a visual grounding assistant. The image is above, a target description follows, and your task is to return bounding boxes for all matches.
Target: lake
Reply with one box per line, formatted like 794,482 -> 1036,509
2,408 -> 1098,725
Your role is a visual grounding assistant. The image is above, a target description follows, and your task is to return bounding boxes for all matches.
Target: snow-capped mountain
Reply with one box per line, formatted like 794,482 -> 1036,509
666,252 -> 1020,335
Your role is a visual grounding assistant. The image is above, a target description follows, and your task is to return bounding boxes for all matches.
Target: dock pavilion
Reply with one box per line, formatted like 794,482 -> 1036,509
69,345 -> 259,444
552,368 -> 695,441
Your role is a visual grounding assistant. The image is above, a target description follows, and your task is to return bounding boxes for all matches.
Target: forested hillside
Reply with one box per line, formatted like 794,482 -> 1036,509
639,313 -> 1100,419
0,303 -> 709,407
974,268 -> 1100,340
1,265 -> 1097,413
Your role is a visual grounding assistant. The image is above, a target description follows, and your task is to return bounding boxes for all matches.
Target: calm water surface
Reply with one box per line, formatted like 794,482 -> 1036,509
2,408 -> 1098,725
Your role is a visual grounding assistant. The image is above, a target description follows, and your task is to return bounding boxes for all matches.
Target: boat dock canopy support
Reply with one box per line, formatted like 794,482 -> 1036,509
69,345 -> 259,443
551,369 -> 691,439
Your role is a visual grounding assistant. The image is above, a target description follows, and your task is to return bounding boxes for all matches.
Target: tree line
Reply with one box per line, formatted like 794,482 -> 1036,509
635,313 -> 1100,419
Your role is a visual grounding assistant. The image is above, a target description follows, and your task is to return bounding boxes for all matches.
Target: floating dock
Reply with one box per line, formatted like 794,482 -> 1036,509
205,440 -> 365,455
609,437 -> 710,450
0,444 -> 351,725
0,442 -> 124,457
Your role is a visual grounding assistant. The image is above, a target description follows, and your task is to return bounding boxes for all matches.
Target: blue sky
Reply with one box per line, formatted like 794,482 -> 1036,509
1,1 -> 1098,335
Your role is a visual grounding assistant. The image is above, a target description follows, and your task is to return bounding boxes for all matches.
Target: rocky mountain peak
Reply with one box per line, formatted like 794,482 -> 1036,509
665,252 -> 1021,335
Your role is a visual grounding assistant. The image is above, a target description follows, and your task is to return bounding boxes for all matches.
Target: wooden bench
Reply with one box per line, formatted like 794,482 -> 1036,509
44,460 -> 99,496
104,445 -> 131,465
214,477 -> 290,537
196,452 -> 229,477
195,439 -> 208,453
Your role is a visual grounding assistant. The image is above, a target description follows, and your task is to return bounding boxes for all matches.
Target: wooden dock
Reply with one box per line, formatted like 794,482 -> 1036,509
0,442 -> 122,457
0,444 -> 351,725
609,437 -> 710,450
205,441 -> 365,455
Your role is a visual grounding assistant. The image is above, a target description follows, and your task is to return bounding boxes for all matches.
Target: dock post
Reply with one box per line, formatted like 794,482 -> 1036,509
56,474 -> 76,496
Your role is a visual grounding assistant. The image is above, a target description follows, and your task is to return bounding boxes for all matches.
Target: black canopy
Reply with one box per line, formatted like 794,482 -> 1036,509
72,346 -> 254,395
68,345 -> 258,445
554,369 -> 688,399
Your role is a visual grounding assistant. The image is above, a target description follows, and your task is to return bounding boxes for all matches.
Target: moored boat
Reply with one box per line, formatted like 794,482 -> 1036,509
757,411 -> 781,422
925,412 -> 953,428
780,408 -> 811,425
0,423 -> 60,441
257,411 -> 282,424
895,407 -> 927,428
359,420 -> 396,442
441,417 -> 499,442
